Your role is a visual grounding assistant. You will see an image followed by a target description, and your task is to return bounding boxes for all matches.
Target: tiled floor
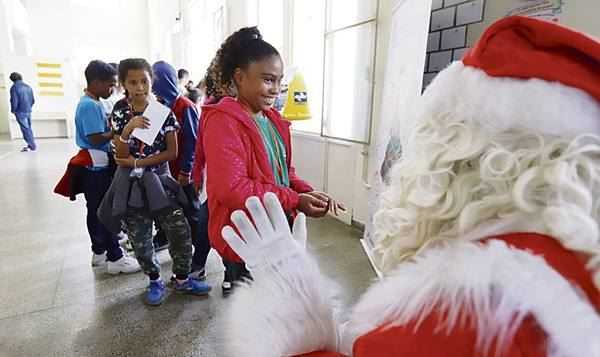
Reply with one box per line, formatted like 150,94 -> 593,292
0,137 -> 376,357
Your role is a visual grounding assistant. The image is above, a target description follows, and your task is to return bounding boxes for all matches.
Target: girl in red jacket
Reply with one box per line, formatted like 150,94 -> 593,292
200,27 -> 342,295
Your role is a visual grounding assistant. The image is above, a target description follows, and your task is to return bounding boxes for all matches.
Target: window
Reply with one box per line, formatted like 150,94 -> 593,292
288,0 -> 326,133
322,0 -> 378,144
250,0 -> 378,140
257,0 -> 286,57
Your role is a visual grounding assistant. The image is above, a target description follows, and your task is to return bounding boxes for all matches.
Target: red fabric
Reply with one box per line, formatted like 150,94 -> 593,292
169,95 -> 197,178
463,16 -> 600,103
352,313 -> 546,357
301,233 -> 599,357
53,149 -> 93,199
350,233 -> 600,357
297,352 -> 345,357
487,233 -> 600,310
203,97 -> 313,262
192,96 -> 222,184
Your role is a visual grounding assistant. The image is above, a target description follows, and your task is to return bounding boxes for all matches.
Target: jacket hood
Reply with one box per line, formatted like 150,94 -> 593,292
152,61 -> 179,107
202,97 -> 290,131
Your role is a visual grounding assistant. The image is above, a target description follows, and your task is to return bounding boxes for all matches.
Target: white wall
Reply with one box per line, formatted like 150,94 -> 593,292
0,0 -> 151,137
147,0 -> 226,84
24,0 -> 150,91
0,0 -> 13,134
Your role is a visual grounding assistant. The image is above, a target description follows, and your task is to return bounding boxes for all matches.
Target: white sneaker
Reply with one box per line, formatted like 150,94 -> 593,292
107,255 -> 141,275
91,253 -> 107,267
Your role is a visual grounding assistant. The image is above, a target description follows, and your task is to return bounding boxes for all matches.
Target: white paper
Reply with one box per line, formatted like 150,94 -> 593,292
131,100 -> 171,145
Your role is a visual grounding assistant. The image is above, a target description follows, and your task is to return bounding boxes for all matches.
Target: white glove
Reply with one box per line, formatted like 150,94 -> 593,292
222,192 -> 307,270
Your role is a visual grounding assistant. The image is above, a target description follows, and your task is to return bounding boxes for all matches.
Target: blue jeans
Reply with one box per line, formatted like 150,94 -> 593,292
15,112 -> 36,150
82,168 -> 123,261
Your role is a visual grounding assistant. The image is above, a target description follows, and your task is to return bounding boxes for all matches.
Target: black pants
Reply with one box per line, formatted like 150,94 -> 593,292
153,184 -> 211,271
82,168 -> 122,261
223,260 -> 251,283
188,199 -> 211,271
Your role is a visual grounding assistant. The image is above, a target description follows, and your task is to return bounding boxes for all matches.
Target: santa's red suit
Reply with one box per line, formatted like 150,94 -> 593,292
220,17 -> 600,357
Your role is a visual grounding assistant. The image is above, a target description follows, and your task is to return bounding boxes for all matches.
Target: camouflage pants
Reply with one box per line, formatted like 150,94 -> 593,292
125,208 -> 192,277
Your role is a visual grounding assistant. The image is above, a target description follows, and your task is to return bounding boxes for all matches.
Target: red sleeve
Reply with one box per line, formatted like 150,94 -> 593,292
352,308 -> 546,357
289,165 -> 313,193
204,113 -> 301,212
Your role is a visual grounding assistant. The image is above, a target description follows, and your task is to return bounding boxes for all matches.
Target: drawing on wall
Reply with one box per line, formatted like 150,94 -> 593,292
380,134 -> 402,184
507,0 -> 564,21
364,0 -> 431,251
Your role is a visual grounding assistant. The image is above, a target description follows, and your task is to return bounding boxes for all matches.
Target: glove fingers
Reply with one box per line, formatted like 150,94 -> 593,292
222,225 -> 251,260
245,196 -> 275,239
231,210 -> 261,247
291,213 -> 307,249
263,192 -> 291,234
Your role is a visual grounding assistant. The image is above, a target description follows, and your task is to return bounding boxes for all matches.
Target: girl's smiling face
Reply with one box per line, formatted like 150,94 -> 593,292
123,69 -> 151,103
234,54 -> 284,114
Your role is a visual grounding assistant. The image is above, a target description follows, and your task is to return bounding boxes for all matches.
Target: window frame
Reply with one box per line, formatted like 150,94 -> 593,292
252,0 -> 379,143
319,0 -> 380,145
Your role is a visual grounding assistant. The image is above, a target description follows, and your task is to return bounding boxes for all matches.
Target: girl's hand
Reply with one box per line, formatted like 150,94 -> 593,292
306,191 -> 346,216
124,116 -> 150,134
115,155 -> 136,168
297,193 -> 328,218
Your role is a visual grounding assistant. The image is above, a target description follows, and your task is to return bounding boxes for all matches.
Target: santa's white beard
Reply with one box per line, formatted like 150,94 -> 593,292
372,117 -> 600,279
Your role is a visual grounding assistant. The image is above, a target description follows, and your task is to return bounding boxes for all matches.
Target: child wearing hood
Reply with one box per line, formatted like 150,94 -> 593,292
151,61 -> 212,284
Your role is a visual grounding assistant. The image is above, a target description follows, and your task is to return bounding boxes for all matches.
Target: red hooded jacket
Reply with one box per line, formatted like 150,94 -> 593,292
202,97 -> 313,262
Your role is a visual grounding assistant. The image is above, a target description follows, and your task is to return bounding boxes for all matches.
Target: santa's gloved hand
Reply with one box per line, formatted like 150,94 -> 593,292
222,192 -> 307,270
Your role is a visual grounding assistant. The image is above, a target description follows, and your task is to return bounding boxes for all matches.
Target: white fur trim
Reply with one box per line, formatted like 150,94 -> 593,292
341,240 -> 600,357
420,62 -> 600,138
225,253 -> 340,357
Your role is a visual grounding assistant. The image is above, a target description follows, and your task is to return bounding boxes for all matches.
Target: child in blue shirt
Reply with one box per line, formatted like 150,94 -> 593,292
75,60 -> 140,274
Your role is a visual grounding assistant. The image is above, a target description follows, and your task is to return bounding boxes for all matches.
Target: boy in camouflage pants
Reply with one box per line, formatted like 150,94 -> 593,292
125,208 -> 192,281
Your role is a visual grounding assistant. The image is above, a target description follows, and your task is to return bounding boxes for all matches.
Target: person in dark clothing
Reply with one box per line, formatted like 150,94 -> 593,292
9,72 -> 36,152
152,61 -> 212,283
75,60 -> 140,274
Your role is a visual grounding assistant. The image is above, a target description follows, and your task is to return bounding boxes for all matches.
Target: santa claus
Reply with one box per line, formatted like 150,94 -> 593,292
219,16 -> 600,357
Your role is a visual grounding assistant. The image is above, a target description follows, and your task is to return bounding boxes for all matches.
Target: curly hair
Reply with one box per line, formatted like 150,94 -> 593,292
373,112 -> 600,274
204,26 -> 280,99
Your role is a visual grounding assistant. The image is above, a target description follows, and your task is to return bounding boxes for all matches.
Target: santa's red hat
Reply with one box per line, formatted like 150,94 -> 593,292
422,16 -> 600,138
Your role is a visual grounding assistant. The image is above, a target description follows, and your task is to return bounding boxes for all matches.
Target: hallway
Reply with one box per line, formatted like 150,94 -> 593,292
0,138 -> 375,357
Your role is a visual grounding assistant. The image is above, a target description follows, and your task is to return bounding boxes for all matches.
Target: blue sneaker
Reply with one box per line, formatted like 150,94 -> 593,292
145,279 -> 166,306
174,278 -> 212,296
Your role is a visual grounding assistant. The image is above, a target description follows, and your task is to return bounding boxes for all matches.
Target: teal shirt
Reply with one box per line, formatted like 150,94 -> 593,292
254,112 -> 289,187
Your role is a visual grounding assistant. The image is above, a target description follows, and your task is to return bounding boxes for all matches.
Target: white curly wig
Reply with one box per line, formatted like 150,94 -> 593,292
372,62 -> 600,285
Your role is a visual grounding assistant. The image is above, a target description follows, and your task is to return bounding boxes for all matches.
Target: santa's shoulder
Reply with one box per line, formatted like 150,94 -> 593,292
340,234 -> 600,356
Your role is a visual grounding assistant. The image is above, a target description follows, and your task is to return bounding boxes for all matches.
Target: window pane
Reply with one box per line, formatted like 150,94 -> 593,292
322,22 -> 376,143
258,0 -> 285,56
290,0 -> 326,134
327,0 -> 377,31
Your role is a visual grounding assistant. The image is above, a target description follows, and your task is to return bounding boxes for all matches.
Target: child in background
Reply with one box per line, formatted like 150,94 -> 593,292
151,61 -> 212,284
98,58 -> 211,306
73,60 -> 140,274
200,27 -> 343,295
